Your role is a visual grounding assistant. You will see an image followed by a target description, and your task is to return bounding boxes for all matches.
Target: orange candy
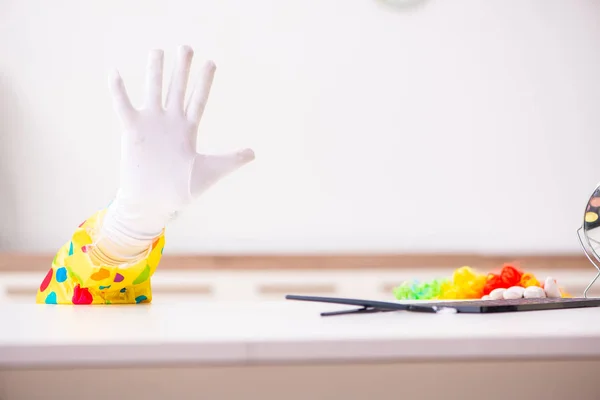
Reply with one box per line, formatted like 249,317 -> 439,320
519,272 -> 540,288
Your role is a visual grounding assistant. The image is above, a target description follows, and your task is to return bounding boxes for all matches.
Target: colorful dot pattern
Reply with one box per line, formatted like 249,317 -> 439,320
135,295 -> 148,303
56,267 -> 67,283
45,292 -> 57,304
35,209 -> 165,305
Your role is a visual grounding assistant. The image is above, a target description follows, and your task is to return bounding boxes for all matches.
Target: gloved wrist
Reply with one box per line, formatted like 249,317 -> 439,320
94,194 -> 170,262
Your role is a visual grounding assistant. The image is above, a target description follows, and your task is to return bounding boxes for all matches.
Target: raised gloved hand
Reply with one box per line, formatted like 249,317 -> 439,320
93,46 -> 255,263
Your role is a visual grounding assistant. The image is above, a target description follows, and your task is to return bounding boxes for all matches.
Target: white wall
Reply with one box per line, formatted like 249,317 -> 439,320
1,0 -> 600,254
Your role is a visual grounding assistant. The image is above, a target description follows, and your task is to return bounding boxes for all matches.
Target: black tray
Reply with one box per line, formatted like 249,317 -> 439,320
285,294 -> 600,316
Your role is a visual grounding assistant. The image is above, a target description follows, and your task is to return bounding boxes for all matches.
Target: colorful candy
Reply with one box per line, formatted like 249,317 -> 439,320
483,263 -> 524,295
520,272 -> 540,288
441,266 -> 487,300
393,278 -> 448,300
392,263 -> 570,300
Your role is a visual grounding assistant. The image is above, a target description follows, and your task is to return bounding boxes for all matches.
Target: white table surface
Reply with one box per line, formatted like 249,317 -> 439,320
2,299 -> 600,368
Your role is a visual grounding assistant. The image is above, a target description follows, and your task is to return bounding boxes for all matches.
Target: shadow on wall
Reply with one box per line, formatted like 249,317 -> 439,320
375,0 -> 431,12
0,76 -> 20,251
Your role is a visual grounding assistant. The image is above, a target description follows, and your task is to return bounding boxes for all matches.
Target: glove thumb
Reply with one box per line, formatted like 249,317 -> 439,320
189,149 -> 255,197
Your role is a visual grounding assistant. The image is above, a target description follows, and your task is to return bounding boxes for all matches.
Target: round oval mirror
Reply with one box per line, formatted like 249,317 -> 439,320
577,185 -> 600,297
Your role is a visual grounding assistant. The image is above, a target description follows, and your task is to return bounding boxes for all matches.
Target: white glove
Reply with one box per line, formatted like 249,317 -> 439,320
92,46 -> 254,263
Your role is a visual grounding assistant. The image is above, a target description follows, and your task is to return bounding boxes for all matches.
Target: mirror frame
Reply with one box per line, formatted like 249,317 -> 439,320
577,184 -> 600,297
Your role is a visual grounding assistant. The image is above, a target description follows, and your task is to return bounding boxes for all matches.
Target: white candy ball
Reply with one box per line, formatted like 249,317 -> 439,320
523,286 -> 546,299
508,286 -> 525,296
481,295 -> 491,300
544,277 -> 562,298
489,288 -> 506,300
503,286 -> 525,300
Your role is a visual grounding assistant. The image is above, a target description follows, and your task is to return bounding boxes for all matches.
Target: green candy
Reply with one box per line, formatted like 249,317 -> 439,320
393,278 -> 450,300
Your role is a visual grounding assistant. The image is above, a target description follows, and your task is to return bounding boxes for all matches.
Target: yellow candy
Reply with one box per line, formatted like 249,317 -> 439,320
453,266 -> 476,284
459,286 -> 481,299
439,287 -> 459,299
438,281 -> 454,299
437,267 -> 487,299
455,267 -> 486,298
474,274 -> 486,288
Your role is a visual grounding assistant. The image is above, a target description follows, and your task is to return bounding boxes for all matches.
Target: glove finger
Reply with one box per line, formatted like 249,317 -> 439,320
108,69 -> 136,125
166,45 -> 193,112
144,49 -> 164,110
186,60 -> 216,126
